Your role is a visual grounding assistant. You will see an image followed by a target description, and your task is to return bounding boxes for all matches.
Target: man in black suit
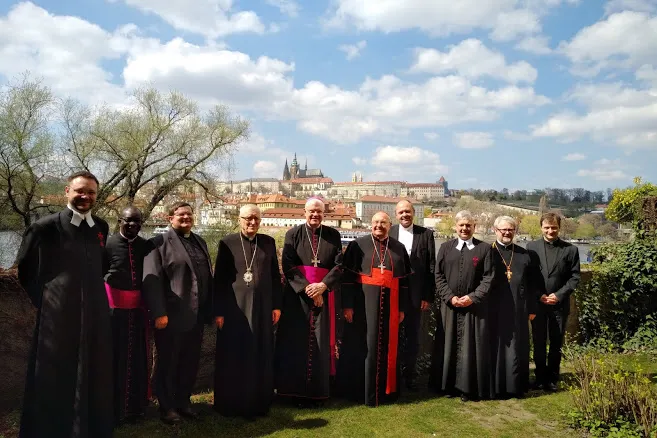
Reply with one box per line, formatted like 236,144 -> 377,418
527,212 -> 580,391
143,202 -> 213,424
390,200 -> 436,390
17,171 -> 113,438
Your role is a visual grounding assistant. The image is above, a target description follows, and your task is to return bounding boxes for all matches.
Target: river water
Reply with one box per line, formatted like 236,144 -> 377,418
1,230 -> 594,270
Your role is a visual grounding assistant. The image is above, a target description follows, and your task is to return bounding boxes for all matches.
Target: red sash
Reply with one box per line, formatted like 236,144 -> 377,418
357,269 -> 400,395
104,283 -> 153,399
297,265 -> 337,376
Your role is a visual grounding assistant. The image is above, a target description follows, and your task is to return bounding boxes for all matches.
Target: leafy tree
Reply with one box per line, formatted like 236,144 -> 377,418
63,87 -> 248,221
0,74 -> 63,228
574,222 -> 597,239
518,214 -> 541,239
605,177 -> 657,232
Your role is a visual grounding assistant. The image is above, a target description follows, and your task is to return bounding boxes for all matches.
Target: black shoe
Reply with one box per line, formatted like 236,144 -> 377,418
405,378 -> 419,392
160,409 -> 182,425
178,407 -> 200,420
460,394 -> 469,402
546,382 -> 558,392
531,381 -> 545,391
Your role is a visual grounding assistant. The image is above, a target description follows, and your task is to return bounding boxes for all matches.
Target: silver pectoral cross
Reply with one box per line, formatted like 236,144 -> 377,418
243,269 -> 253,286
378,262 -> 386,273
311,257 -> 320,267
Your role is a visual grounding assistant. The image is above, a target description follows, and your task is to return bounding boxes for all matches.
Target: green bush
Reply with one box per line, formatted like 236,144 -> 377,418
566,350 -> 657,437
575,237 -> 657,348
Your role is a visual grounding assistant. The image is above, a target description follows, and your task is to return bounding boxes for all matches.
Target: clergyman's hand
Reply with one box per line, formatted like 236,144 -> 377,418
343,308 -> 354,323
459,296 -> 474,307
272,309 -> 281,325
540,294 -> 549,304
400,312 -> 405,323
420,300 -> 430,311
313,295 -> 324,308
529,314 -> 536,321
215,316 -> 224,329
546,293 -> 559,305
450,296 -> 462,307
154,316 -> 168,329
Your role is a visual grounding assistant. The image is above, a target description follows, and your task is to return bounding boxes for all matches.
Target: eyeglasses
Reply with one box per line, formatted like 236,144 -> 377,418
240,216 -> 261,223
119,217 -> 142,224
496,228 -> 515,233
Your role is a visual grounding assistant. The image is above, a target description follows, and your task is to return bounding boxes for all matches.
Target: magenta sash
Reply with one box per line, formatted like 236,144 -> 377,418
297,265 -> 336,376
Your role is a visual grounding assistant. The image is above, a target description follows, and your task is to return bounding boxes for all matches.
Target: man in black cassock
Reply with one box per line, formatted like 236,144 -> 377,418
429,210 -> 495,402
213,204 -> 283,419
275,198 -> 343,404
527,212 -> 580,392
390,200 -> 436,390
489,216 -> 540,399
104,206 -> 154,424
338,211 -> 411,407
143,202 -> 214,425
16,171 -> 113,438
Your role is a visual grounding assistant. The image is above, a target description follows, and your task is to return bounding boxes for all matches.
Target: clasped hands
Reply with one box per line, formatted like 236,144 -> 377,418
451,295 -> 474,308
305,282 -> 328,308
540,293 -> 559,305
214,310 -> 281,330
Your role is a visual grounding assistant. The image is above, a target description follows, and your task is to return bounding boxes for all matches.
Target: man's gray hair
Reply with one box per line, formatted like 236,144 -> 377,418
239,204 -> 261,218
305,198 -> 325,210
454,210 -> 475,222
494,215 -> 517,229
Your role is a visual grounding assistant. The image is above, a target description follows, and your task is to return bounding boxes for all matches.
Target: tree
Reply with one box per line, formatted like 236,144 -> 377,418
437,215 -> 455,237
423,206 -> 432,218
605,177 -> 657,232
0,75 -> 62,228
561,217 -> 578,239
518,214 -> 541,238
574,222 -> 597,239
63,87 -> 248,221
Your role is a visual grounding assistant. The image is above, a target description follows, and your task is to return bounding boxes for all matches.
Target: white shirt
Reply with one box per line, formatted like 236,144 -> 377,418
456,238 -> 475,251
398,224 -> 414,256
67,204 -> 95,227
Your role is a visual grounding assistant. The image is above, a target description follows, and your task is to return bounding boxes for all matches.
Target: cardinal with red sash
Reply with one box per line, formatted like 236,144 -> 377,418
338,211 -> 411,407
104,206 -> 154,425
275,198 -> 343,404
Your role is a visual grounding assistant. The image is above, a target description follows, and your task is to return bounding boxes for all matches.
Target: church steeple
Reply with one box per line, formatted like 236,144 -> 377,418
283,159 -> 291,180
304,158 -> 307,170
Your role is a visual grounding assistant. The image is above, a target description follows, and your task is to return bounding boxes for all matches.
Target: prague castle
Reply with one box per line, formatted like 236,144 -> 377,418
282,153 -> 324,180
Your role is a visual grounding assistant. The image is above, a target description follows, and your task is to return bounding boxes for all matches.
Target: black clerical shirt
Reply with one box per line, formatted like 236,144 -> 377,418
543,238 -> 559,273
178,233 -> 211,304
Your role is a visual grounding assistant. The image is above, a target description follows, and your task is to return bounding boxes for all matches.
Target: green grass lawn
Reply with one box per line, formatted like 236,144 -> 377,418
2,353 -> 655,438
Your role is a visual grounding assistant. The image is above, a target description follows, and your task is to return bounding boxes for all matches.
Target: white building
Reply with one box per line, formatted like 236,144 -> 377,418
216,178 -> 281,194
261,208 -> 356,229
355,196 -> 425,224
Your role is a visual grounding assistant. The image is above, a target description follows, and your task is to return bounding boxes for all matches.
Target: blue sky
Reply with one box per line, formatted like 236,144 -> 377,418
1,0 -> 656,192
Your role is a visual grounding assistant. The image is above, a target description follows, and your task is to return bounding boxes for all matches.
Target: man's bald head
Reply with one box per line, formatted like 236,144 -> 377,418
119,205 -> 143,239
395,200 -> 414,228
371,211 -> 391,240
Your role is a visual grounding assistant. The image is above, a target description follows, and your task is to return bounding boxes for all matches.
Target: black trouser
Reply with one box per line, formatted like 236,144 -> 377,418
531,306 -> 567,385
402,306 -> 422,381
154,323 -> 204,412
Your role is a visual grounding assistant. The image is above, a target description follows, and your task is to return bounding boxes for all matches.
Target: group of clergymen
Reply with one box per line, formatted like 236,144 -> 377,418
15,171 -> 580,438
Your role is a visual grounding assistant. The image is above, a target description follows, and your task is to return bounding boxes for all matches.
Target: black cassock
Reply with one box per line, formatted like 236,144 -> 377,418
104,234 -> 154,422
16,209 -> 113,438
213,232 -> 283,417
275,224 -> 343,400
429,238 -> 495,399
337,235 -> 411,407
489,242 -> 540,397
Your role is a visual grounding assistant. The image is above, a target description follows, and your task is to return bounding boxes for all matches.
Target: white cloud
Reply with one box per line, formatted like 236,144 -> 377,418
515,35 -> 553,55
503,130 -> 532,141
559,11 -> 657,76
352,157 -> 367,165
532,83 -> 657,148
338,40 -> 367,60
562,153 -> 586,161
424,132 -> 439,140
111,0 -> 266,38
367,145 -> 448,181
265,0 -> 300,17
577,160 -> 630,180
410,39 -> 538,83
325,0 -> 577,42
252,160 -> 279,177
453,132 -> 495,149
604,0 -> 657,15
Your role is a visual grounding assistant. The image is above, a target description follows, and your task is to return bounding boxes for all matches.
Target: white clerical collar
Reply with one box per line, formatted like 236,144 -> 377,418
120,231 -> 138,243
67,204 -> 95,227
400,223 -> 413,232
496,240 -> 512,248
456,238 -> 475,250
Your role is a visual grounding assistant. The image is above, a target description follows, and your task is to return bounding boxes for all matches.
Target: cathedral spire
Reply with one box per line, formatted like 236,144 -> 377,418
283,159 -> 291,180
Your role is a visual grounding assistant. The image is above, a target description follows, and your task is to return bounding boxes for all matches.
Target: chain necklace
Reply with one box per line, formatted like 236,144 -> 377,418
305,224 -> 322,267
492,241 -> 514,282
371,234 -> 390,274
240,234 -> 258,286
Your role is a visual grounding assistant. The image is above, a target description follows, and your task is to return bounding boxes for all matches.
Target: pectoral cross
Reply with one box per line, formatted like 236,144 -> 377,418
311,256 -> 320,268
506,269 -> 513,282
378,262 -> 386,274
